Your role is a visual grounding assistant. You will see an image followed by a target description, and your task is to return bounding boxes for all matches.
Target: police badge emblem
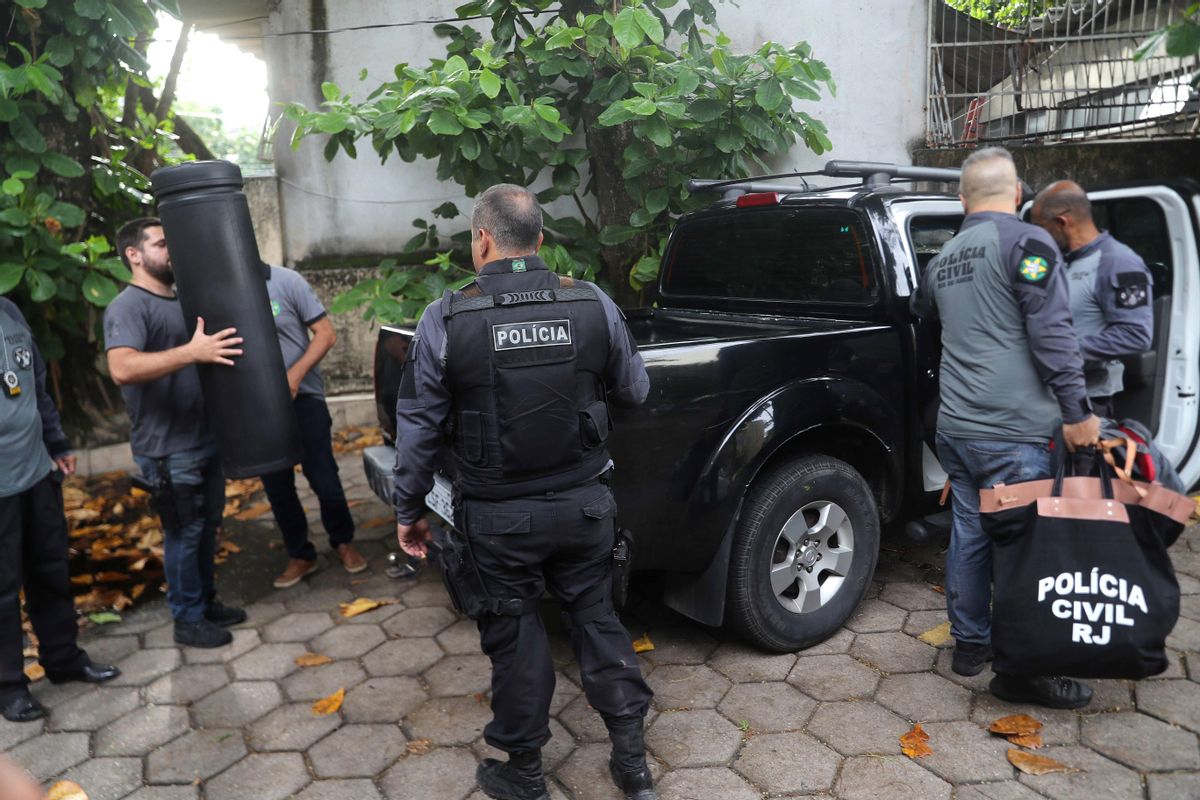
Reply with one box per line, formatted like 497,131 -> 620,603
3,369 -> 20,397
12,345 -> 31,370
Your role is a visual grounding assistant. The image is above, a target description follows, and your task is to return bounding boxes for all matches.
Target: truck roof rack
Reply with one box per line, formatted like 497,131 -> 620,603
687,160 -> 965,200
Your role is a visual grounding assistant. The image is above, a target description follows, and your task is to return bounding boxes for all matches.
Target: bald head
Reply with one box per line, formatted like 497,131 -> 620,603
959,147 -> 1020,213
1032,180 -> 1098,252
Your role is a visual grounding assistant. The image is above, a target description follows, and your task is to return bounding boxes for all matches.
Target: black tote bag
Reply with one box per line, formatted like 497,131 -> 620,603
979,454 -> 1191,679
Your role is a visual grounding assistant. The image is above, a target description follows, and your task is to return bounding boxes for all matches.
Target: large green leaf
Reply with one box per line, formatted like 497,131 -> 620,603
612,8 -> 644,49
479,68 -> 501,99
1165,20 -> 1200,57
428,108 -> 464,135
16,0 -> 48,8
41,152 -> 85,178
690,98 -> 726,122
321,81 -> 340,102
632,7 -> 665,44
755,79 -> 785,112
45,36 -> 75,67
641,115 -> 672,148
82,272 -> 119,306
9,116 -> 46,153
645,187 -> 670,214
714,128 -> 745,153
0,264 -> 24,294
48,201 -> 86,227
25,268 -> 56,302
106,6 -> 137,39
0,99 -> 17,123
597,103 -> 635,127
73,0 -> 105,19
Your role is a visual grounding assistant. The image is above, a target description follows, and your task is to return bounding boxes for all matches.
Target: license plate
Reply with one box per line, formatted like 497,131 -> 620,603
424,473 -> 455,525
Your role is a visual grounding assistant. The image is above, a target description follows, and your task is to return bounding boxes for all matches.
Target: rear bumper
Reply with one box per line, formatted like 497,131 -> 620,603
362,445 -> 396,507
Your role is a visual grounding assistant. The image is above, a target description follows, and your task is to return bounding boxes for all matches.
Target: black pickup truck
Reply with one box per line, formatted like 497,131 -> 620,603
364,161 -> 1200,652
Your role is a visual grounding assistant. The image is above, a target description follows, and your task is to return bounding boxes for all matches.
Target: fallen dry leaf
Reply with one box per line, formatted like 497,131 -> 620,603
899,723 -> 933,759
930,584 -> 945,595
23,662 -> 44,682
989,714 -> 1044,737
1007,749 -> 1077,776
918,621 -> 953,647
220,541 -> 242,554
339,597 -> 393,618
361,517 -> 393,529
1007,732 -> 1045,749
295,653 -> 333,667
312,687 -> 345,716
234,502 -> 272,521
45,780 -> 89,800
131,584 -> 146,600
473,691 -> 488,704
406,738 -> 434,756
631,634 -> 654,653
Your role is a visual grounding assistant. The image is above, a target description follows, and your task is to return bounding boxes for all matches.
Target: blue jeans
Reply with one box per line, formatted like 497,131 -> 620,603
135,442 -> 224,623
935,433 -> 1051,646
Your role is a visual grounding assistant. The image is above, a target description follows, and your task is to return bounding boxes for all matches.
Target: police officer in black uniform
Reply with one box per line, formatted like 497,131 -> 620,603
395,185 -> 656,800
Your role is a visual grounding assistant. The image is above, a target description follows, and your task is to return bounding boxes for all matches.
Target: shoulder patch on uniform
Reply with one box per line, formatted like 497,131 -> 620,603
1114,271 -> 1150,308
1017,237 -> 1057,285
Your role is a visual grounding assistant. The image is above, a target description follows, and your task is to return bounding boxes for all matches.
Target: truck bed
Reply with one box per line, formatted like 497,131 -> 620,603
625,308 -> 856,348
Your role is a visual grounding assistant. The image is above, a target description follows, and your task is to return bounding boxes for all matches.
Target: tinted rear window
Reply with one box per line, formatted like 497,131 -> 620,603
661,208 -> 876,304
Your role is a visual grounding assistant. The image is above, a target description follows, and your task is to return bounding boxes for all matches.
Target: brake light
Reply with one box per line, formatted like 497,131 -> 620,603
735,192 -> 780,208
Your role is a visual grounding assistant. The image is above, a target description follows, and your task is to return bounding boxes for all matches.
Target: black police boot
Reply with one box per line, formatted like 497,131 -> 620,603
205,598 -> 248,627
606,717 -> 658,800
990,673 -> 1093,710
951,641 -> 994,677
475,749 -> 550,800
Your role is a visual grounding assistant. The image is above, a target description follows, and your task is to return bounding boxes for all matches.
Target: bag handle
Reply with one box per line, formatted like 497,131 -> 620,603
1100,436 -> 1148,499
1051,443 -> 1115,500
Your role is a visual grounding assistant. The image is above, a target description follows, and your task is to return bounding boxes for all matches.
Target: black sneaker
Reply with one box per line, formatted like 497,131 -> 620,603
990,674 -> 1093,710
174,618 -> 233,648
952,641 -> 994,676
205,599 -> 248,627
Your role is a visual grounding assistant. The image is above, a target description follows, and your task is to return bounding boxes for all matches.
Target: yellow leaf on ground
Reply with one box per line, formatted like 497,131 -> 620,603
361,517 -> 393,529
312,688 -> 345,716
918,621 -> 953,647
221,541 -> 242,554
631,634 -> 654,653
930,584 -> 945,595
1008,732 -> 1044,749
131,584 -> 146,599
23,663 -> 44,682
989,714 -> 1044,736
339,598 -> 392,618
1007,749 -> 1077,775
295,653 -> 333,667
46,780 -> 89,800
406,738 -> 434,756
900,723 -> 933,758
234,503 -> 272,521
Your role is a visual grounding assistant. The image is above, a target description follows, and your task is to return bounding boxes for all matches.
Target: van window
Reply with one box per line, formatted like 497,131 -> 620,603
661,209 -> 876,304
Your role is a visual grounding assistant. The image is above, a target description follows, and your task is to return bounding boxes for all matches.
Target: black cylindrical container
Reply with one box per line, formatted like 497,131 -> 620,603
151,160 -> 301,478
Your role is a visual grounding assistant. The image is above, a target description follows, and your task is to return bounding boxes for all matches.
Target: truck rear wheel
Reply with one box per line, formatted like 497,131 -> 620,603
727,455 -> 880,653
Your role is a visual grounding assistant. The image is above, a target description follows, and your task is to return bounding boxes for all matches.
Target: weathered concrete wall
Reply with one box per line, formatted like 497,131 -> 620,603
301,265 -> 379,395
912,139 -> 1200,189
245,175 -> 283,265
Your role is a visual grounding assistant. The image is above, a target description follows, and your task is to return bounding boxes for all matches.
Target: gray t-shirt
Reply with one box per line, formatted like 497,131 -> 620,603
0,298 -> 57,497
103,286 -> 210,458
265,265 -> 327,398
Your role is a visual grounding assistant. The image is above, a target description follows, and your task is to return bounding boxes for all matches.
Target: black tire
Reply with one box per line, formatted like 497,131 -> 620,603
727,455 -> 880,652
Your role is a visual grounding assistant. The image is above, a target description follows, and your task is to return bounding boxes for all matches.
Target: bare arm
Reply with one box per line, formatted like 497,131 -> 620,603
108,317 -> 243,385
286,315 -> 336,398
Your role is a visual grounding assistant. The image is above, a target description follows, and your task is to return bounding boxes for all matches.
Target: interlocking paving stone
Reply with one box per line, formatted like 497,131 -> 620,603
0,715 -> 41,749
807,701 -> 910,756
95,703 -> 190,756
229,641 -> 308,681
340,599 -> 405,625
185,629 -> 262,664
845,599 -> 907,633
834,755 -> 952,800
707,642 -> 797,683
1081,711 -> 1200,771
281,659 -> 366,701
7,732 -> 89,780
1188,651 -> 1200,681
646,709 -> 742,768
473,717 -> 576,772
83,633 -> 141,664
34,676 -> 91,708
903,609 -> 953,642
262,611 -> 336,643
205,752 -> 310,800
405,695 -> 492,745
1184,594 -> 1200,621
549,671 -> 581,714
381,606 -> 459,637
424,654 -> 493,697
1167,617 -> 1200,652
656,767 -> 760,800
309,722 -> 409,777
1015,746 -> 1143,800
955,781 -> 1047,800
342,676 -> 427,723
933,648 -> 993,691
716,680 -> 816,733
851,631 -> 938,673
1137,678 -> 1200,732
969,694 -> 1080,746
732,731 -> 840,794
435,619 -> 484,655
557,742 -> 647,800
146,729 -> 247,784
1148,649 -> 1188,680
919,720 -> 1015,783
801,627 -> 855,656
648,664 -> 731,710
295,779 -> 386,800
787,654 -> 880,701
1086,679 -> 1135,712
876,672 -> 972,722
247,702 -> 341,751
111,648 -> 182,686
362,637 -> 443,676
108,605 -> 173,635
123,787 -> 199,800
559,693 -> 612,742
309,623 -> 387,659
640,628 -> 720,666
193,681 -> 284,728
1146,772 -> 1200,800
872,557 -> 930,583
880,581 -> 947,611
237,601 -> 288,628
281,587 -> 354,613
143,623 -> 177,649
144,664 -> 230,704
398,581 -> 455,607
47,686 -> 140,731
380,747 -> 479,800
53,756 -> 142,800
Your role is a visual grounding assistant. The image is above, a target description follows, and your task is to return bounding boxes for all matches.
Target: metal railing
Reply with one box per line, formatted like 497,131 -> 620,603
927,0 -> 1197,147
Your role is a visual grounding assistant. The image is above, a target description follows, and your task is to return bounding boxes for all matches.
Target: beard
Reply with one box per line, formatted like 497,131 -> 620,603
146,259 -> 175,285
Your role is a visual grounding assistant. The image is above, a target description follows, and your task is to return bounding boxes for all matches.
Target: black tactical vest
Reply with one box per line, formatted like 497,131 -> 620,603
443,256 -> 612,500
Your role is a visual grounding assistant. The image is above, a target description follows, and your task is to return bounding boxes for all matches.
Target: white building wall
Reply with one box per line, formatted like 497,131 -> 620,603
263,0 -> 929,265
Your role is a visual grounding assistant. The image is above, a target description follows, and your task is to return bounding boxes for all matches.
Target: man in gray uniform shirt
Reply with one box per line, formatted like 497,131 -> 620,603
1032,181 -> 1154,419
912,148 -> 1100,709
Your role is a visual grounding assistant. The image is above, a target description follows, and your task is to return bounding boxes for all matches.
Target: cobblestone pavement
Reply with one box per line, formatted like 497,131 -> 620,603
6,450 -> 1200,799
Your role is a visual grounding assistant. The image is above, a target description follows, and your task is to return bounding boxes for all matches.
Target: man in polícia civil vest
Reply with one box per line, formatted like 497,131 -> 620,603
394,185 -> 656,800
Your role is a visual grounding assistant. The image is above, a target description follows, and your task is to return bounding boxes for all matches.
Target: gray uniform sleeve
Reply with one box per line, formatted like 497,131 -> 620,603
1004,227 -> 1091,424
1081,245 -> 1153,360
1,299 -> 70,456
592,285 -> 649,408
392,300 -> 451,525
289,269 -> 328,326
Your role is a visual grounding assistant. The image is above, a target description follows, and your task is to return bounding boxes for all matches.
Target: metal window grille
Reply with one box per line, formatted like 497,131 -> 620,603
927,0 -> 1198,147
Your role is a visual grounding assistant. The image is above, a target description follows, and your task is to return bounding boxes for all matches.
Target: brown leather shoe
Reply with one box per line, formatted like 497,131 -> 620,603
337,543 -> 368,574
273,558 -> 318,589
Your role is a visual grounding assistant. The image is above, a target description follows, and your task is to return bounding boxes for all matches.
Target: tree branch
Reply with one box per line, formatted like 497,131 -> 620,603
154,21 -> 192,121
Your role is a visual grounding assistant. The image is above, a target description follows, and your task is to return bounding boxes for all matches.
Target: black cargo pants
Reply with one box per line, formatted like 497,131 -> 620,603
463,479 -> 653,753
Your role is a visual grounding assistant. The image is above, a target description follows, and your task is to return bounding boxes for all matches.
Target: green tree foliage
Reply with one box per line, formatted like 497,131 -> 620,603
1135,3 -> 1200,88
1,1 -> 193,417
284,0 -> 835,318
946,0 -> 1050,29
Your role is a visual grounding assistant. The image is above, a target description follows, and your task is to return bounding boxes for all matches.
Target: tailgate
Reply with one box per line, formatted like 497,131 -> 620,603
362,445 -> 455,528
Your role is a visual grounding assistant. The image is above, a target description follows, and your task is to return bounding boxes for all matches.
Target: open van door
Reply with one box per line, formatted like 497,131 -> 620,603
1085,181 -> 1200,489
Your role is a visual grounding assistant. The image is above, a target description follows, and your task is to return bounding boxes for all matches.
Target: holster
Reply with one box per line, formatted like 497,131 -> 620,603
132,468 -> 183,531
428,522 -> 536,620
612,527 -> 634,609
